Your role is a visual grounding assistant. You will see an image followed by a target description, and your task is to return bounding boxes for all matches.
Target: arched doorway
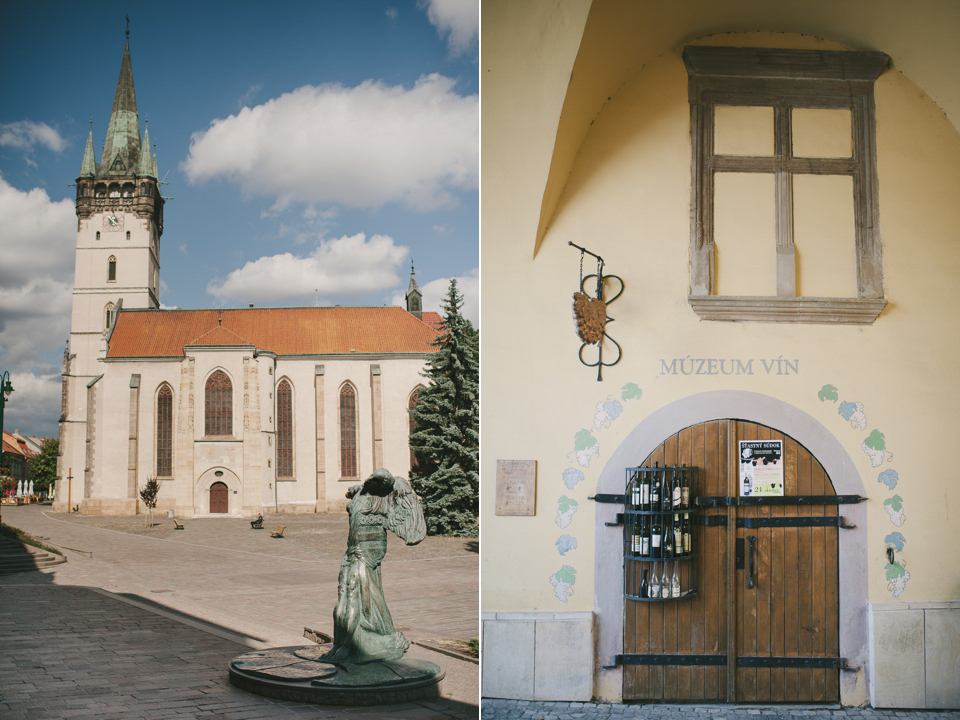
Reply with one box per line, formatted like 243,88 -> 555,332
622,420 -> 840,702
209,482 -> 229,514
592,391 -> 868,707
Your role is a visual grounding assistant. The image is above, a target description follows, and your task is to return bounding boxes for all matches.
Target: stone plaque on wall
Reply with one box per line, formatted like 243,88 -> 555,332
495,460 -> 537,516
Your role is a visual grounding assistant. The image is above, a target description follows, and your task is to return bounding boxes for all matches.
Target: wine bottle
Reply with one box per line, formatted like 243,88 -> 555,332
630,472 -> 641,508
671,562 -> 681,598
640,471 -> 651,511
641,516 -> 651,557
639,568 -> 649,598
673,513 -> 682,555
649,570 -> 660,599
663,520 -> 674,558
682,513 -> 692,555
660,568 -> 670,598
650,471 -> 660,511
631,524 -> 642,555
680,469 -> 690,509
672,469 -> 682,509
650,519 -> 662,559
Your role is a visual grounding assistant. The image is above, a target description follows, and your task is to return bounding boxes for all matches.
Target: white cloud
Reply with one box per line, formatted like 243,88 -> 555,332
182,74 -> 477,212
1,372 -> 63,440
0,121 -> 67,153
386,7 -> 398,20
207,232 -> 408,305
238,83 -> 263,108
0,175 -> 76,437
419,0 -> 478,57
391,267 -> 478,326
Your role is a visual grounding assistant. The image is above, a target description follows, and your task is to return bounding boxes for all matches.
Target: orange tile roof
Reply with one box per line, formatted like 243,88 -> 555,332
421,311 -> 444,332
106,307 -> 439,358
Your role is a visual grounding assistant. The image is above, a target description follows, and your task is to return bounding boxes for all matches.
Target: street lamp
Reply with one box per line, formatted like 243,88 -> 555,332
1,370 -> 13,521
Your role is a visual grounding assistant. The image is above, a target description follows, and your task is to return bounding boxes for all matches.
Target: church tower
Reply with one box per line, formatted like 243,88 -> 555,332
405,264 -> 423,320
58,26 -> 163,509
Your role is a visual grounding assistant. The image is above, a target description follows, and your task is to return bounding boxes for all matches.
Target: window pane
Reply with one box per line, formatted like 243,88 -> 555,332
794,174 -> 858,298
714,172 -> 777,297
340,385 -> 357,478
792,108 -> 852,158
714,105 -> 774,156
205,370 -> 232,436
277,380 -> 293,478
157,384 -> 173,477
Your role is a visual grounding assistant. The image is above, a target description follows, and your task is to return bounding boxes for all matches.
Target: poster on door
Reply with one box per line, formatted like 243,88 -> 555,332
739,440 -> 784,496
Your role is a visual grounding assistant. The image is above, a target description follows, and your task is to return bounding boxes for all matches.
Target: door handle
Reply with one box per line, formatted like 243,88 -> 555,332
747,536 -> 756,589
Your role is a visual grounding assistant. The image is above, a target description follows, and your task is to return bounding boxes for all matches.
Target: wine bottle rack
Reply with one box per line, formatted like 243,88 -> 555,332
623,464 -> 699,602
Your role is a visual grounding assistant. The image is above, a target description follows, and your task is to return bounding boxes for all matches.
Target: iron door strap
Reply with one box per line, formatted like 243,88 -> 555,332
737,516 -> 855,528
606,654 -> 727,668
697,495 -> 864,507
736,656 -> 853,670
589,493 -> 626,504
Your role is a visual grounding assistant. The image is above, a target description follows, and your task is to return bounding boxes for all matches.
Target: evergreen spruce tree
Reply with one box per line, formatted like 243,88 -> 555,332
409,279 -> 479,536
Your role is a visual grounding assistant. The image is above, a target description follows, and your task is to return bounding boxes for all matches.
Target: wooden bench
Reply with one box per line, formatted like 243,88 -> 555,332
172,518 -> 184,530
270,525 -> 286,538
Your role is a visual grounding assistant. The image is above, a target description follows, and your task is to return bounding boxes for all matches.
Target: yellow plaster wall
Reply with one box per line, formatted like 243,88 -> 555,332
481,27 -> 960,613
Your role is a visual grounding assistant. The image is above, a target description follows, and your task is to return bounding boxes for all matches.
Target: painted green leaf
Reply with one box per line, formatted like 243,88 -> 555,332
574,429 -> 598,452
621,383 -> 642,401
818,384 -> 839,402
557,495 -> 578,513
885,562 -> 906,580
555,565 -> 577,585
884,495 -> 903,512
863,429 -> 886,451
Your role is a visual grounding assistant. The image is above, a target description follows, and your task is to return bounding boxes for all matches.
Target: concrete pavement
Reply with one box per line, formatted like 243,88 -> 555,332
1,504 -> 478,719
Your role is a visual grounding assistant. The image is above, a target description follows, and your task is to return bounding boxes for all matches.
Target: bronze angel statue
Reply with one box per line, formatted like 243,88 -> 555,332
321,468 -> 426,664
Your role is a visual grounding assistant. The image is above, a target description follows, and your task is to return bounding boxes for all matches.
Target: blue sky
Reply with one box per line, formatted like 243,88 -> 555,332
0,1 -> 478,438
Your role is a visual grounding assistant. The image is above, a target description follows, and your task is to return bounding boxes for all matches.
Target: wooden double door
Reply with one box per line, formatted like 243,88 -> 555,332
210,482 -> 229,513
623,420 -> 840,703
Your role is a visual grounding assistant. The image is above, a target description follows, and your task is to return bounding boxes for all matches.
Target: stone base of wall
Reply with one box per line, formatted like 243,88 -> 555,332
481,611 -> 594,702
269,503 -> 322,515
316,499 -> 348,513
869,601 -> 960,709
79,498 -> 138,516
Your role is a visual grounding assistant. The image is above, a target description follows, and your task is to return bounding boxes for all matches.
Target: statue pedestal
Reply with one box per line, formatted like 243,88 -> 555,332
228,645 -> 444,706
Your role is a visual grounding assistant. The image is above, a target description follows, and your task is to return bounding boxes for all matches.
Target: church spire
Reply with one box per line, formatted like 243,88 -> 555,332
139,119 -> 155,179
79,117 -> 97,177
405,263 -> 423,319
100,24 -> 141,177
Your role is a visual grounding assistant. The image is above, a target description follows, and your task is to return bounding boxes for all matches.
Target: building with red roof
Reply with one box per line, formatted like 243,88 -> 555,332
56,38 -> 439,517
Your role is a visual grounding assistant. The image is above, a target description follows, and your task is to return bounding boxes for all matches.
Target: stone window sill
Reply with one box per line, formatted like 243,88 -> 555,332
688,296 -> 887,324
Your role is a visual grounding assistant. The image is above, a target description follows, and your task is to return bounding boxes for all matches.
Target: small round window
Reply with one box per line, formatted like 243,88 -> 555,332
215,471 -> 223,477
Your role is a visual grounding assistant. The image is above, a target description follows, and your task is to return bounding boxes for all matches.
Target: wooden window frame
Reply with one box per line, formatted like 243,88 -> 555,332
684,46 -> 889,324
156,383 -> 174,478
204,370 -> 233,437
276,378 -> 294,480
339,382 -> 358,479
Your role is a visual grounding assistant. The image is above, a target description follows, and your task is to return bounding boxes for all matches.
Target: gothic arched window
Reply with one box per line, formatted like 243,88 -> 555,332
339,383 -> 358,478
107,256 -> 116,282
156,383 -> 173,477
408,386 -> 423,469
276,379 -> 293,478
205,370 -> 232,436
105,303 -> 115,331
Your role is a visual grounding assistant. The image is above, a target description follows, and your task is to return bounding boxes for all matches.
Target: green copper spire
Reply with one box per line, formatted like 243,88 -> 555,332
139,120 -> 155,179
79,120 -> 97,177
99,32 -> 141,177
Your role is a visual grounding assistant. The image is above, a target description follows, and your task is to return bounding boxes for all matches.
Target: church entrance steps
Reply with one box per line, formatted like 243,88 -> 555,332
0,535 -> 67,575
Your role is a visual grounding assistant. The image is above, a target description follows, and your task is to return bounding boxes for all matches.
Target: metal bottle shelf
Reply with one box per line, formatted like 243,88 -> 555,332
623,465 -> 700,602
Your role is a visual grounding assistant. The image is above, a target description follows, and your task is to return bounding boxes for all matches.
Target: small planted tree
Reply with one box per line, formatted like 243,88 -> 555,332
139,476 -> 160,527
29,438 -> 59,495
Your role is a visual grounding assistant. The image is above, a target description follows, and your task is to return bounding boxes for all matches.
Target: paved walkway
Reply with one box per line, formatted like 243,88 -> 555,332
1,504 -> 478,719
481,700 -> 960,719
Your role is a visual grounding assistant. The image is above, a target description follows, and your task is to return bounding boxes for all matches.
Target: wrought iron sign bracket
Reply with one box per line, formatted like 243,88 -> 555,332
569,242 -> 623,381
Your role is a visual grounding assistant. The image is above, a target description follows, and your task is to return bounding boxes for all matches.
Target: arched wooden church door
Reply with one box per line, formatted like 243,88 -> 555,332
622,420 -> 842,703
209,482 -> 229,514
